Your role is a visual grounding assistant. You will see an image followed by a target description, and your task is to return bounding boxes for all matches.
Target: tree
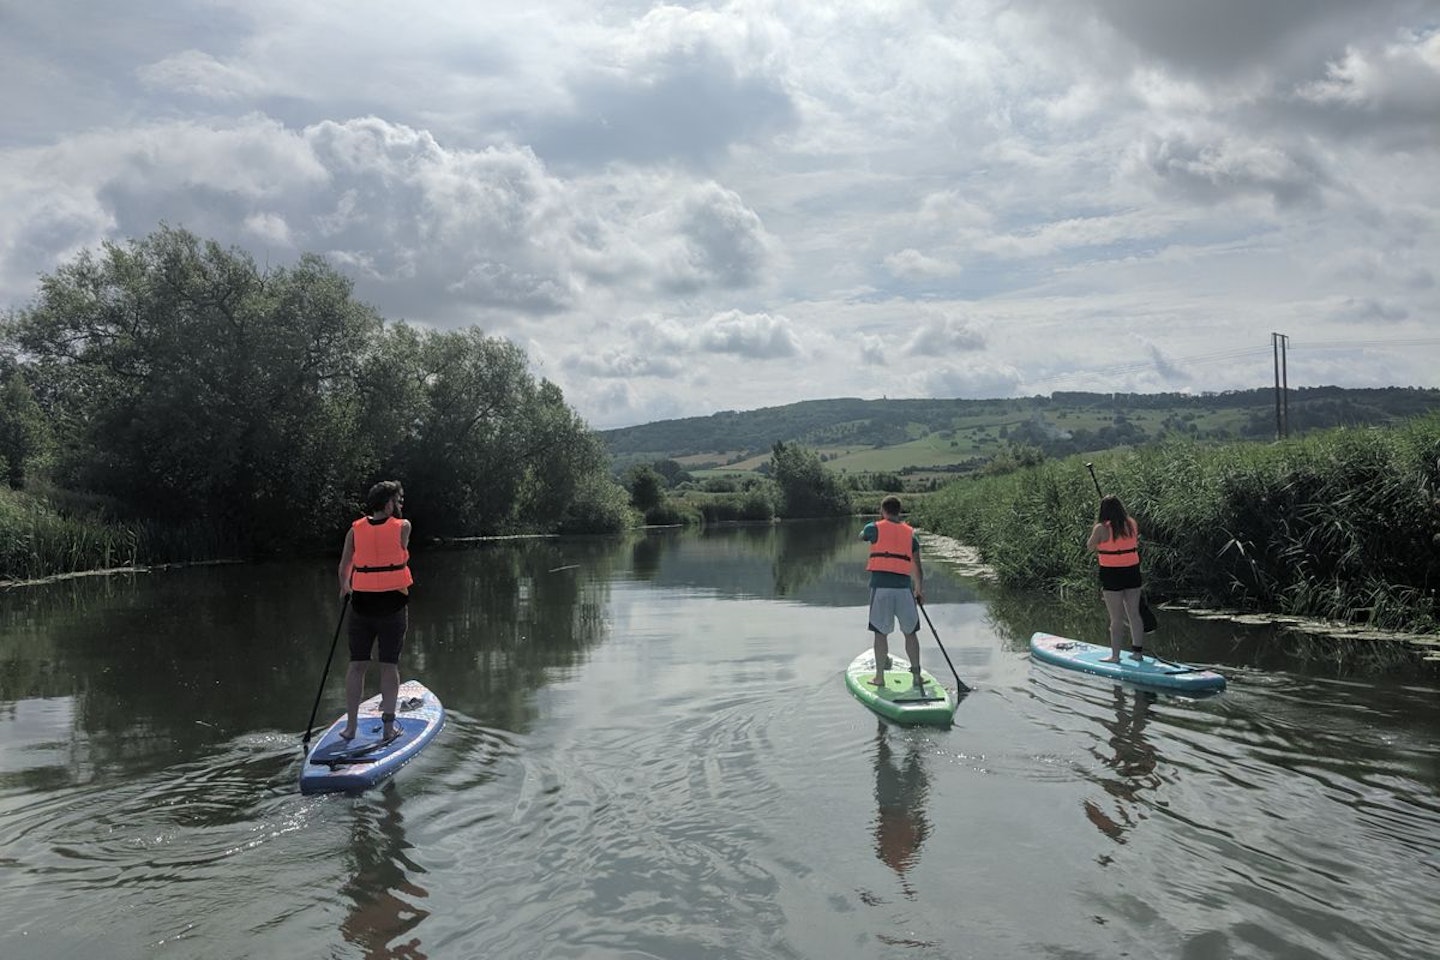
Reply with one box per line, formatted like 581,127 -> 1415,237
5,226 -> 379,548
651,458 -> 692,487
4,226 -> 619,548
769,441 -> 851,518
0,361 -> 49,488
627,465 -> 665,513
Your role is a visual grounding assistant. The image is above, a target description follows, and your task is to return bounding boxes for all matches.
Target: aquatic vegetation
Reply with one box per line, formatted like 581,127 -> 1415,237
915,416 -> 1440,635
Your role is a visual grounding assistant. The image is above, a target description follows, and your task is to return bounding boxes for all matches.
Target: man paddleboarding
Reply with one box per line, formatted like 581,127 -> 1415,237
860,496 -> 925,689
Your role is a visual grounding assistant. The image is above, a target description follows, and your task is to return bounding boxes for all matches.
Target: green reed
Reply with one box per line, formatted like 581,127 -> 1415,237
1,488 -> 240,582
914,415 -> 1440,634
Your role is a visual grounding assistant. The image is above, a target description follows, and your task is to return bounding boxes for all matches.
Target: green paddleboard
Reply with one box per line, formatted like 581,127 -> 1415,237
845,649 -> 957,726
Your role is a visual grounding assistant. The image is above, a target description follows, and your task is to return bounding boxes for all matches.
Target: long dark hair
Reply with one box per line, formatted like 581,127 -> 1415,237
1097,495 -> 1133,539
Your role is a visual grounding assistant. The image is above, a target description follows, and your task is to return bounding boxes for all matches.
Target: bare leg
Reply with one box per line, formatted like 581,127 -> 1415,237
341,660 -> 368,738
871,631 -> 889,686
1122,588 -> 1145,657
1100,591 -> 1126,662
379,663 -> 400,737
903,630 -> 922,682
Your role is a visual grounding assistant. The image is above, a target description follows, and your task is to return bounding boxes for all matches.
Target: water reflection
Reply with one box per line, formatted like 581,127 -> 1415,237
339,784 -> 431,959
871,723 -> 931,899
1082,686 -> 1160,846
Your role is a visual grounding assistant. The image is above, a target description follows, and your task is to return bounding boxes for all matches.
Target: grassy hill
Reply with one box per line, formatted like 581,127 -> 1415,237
600,387 -> 1440,484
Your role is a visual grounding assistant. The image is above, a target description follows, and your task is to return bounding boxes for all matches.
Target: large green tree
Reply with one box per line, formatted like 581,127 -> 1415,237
6,226 -> 382,547
379,327 -> 615,535
4,225 -> 627,554
769,441 -> 851,518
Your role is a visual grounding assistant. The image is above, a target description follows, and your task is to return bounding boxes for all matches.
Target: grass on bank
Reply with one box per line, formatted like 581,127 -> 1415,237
913,416 -> 1440,635
0,485 -> 242,583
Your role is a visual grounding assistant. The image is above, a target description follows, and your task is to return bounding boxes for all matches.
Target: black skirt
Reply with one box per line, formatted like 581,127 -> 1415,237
1099,564 -> 1143,591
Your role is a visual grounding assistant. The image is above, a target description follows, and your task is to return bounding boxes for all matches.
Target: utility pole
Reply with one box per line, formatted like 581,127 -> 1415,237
1271,332 -> 1289,439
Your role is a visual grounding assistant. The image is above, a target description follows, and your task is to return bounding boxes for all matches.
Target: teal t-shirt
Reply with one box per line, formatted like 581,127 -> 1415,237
860,521 -> 920,589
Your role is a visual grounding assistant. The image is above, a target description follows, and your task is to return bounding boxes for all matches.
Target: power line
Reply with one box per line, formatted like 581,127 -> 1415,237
1027,335 -> 1440,388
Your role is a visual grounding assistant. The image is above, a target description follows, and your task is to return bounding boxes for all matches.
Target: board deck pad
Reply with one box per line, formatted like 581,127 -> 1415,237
300,679 -> 444,794
1029,632 -> 1226,694
844,650 -> 957,726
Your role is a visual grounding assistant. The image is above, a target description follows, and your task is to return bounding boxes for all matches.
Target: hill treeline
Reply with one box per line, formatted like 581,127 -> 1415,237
0,226 -> 630,576
600,388 -> 1440,462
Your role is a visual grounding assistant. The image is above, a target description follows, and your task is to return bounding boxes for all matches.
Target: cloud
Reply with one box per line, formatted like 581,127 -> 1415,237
922,359 -> 1024,398
697,310 -> 801,358
884,248 -> 962,279
1143,342 -> 1193,382
1329,297 -> 1411,324
562,349 -> 686,380
905,314 -> 988,356
1131,131 -> 1330,208
4,1 -> 1440,428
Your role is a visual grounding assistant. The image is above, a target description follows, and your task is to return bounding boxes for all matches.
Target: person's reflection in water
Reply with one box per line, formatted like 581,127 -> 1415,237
339,782 -> 431,959
871,722 -> 931,900
1083,686 -> 1160,845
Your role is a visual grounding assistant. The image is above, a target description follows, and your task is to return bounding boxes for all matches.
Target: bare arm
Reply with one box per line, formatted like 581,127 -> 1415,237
400,519 -> 412,551
912,537 -> 924,601
1085,522 -> 1107,552
338,528 -> 355,596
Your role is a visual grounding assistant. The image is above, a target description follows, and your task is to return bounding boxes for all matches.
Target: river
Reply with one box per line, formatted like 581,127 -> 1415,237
1,520 -> 1436,959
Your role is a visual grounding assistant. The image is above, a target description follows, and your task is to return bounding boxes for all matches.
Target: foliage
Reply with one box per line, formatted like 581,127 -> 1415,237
1,226 -> 624,574
0,487 -> 137,580
769,441 -> 852,518
627,465 -> 666,513
914,417 -> 1440,633
6,226 -> 378,549
0,361 -> 50,488
552,474 -> 635,535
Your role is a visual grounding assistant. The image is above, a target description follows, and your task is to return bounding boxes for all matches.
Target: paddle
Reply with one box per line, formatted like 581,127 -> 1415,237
301,594 -> 350,752
1084,463 -> 1158,634
918,600 -> 971,695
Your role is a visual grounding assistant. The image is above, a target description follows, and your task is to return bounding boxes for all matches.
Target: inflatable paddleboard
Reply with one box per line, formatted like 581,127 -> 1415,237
1029,632 -> 1226,694
845,650 -> 957,726
300,679 -> 444,795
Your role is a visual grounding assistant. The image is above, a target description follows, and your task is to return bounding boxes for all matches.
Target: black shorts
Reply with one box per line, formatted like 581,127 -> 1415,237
1099,564 -> 1143,592
348,607 -> 408,664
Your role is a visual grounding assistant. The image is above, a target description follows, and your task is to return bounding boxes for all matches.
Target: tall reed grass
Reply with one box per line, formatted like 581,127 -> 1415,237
0,487 -> 239,582
914,416 -> 1440,634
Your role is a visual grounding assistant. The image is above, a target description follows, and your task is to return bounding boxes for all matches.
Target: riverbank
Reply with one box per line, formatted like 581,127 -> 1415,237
913,418 -> 1440,643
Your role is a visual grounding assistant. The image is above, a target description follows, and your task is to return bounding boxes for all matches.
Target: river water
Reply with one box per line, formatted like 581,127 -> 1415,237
1,520 -> 1436,959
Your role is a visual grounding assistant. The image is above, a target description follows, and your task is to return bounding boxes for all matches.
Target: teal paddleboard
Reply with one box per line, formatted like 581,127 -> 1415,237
845,650 -> 957,726
1029,632 -> 1226,694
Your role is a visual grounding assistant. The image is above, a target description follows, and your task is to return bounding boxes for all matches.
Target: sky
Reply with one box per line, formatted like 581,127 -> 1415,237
2,1 -> 1439,428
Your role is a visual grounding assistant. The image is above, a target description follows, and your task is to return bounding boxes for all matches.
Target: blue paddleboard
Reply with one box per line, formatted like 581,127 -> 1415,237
300,679 -> 444,795
1029,632 -> 1226,694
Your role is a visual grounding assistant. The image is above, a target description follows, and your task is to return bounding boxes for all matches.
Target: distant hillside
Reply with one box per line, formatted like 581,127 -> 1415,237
599,387 -> 1440,477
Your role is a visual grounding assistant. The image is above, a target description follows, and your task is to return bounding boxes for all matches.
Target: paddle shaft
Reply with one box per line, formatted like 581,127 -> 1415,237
1085,462 -> 1104,498
918,601 -> 971,694
302,594 -> 350,750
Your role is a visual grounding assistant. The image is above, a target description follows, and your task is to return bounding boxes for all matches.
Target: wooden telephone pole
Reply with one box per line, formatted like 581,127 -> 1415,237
1271,332 -> 1290,439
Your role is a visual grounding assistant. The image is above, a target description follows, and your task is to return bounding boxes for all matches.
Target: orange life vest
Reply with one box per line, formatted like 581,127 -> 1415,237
1096,519 -> 1139,568
867,519 -> 915,575
350,516 -> 413,592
